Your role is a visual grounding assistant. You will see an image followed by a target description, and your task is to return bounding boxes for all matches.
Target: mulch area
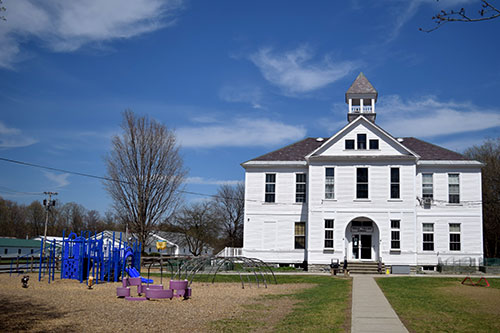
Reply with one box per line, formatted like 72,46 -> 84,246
0,274 -> 309,332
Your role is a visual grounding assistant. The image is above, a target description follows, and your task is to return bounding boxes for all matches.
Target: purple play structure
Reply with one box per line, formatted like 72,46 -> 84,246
117,259 -> 191,301
117,276 -> 191,301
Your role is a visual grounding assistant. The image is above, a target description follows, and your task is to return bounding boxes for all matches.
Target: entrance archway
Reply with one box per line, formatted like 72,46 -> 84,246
345,217 -> 380,261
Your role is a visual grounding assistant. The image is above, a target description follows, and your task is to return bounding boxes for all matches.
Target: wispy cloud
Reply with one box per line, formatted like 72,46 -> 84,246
43,171 -> 70,188
0,0 -> 184,68
376,95 -> 500,137
386,0 -> 473,42
249,45 -> 358,95
186,177 -> 243,186
177,118 -> 306,148
219,85 -> 263,109
0,121 -> 38,148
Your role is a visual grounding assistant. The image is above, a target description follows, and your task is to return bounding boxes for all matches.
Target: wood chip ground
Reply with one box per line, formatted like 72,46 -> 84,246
0,274 -> 310,332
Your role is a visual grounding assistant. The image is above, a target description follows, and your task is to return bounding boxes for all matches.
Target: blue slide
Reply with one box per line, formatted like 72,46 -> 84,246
126,267 -> 153,284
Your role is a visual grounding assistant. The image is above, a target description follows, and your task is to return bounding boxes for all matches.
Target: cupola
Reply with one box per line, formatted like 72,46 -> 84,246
345,72 -> 378,123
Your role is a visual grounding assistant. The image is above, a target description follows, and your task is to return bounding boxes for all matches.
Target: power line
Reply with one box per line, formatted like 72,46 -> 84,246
0,185 -> 44,196
0,157 -> 131,185
0,156 -> 252,203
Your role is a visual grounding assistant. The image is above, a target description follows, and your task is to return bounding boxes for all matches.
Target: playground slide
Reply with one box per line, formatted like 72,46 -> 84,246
126,267 -> 153,284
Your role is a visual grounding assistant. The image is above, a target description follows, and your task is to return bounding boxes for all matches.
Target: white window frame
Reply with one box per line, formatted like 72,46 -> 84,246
369,139 -> 379,150
265,173 -> 276,203
422,173 -> 433,199
356,167 -> 369,199
448,173 -> 460,204
390,167 -> 400,199
391,220 -> 400,250
294,222 -> 306,250
357,134 -> 367,150
449,223 -> 461,251
325,167 -> 335,199
423,223 -> 434,251
295,173 -> 306,203
324,219 -> 334,249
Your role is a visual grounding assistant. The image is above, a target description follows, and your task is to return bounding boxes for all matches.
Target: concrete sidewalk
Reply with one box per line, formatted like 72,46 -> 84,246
351,275 -> 408,333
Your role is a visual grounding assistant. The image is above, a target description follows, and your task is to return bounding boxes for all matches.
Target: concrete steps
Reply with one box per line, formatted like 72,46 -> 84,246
347,261 -> 385,274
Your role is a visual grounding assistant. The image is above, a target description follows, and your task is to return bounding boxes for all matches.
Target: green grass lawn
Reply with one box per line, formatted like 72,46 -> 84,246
206,275 -> 351,332
376,277 -> 500,333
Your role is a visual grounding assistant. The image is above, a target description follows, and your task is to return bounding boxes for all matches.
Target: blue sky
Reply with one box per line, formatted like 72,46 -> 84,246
0,0 -> 499,214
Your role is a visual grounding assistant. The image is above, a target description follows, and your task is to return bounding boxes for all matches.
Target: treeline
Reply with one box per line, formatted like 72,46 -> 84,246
0,182 -> 245,256
0,198 -> 123,239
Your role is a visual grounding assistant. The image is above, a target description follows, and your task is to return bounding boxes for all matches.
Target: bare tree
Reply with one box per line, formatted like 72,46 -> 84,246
421,0 -> 500,32
214,183 -> 244,248
172,201 -> 220,256
464,137 -> 500,258
104,110 -> 186,247
0,0 -> 6,21
26,201 -> 45,237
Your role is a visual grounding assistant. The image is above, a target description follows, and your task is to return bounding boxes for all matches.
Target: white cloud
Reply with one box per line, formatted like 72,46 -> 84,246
249,45 -> 358,95
376,95 -> 500,137
0,0 -> 184,68
177,118 -> 306,148
185,177 -> 243,186
0,121 -> 38,148
219,85 -> 263,109
43,171 -> 70,188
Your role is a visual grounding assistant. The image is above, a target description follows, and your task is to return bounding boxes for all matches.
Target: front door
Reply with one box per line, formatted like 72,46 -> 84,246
351,234 -> 372,260
360,234 -> 372,260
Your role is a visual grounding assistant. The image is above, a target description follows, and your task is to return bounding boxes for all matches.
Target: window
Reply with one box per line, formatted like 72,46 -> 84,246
422,173 -> 433,199
391,220 -> 400,250
324,219 -> 334,249
18,249 -> 21,255
448,174 -> 460,203
356,168 -> 368,199
423,223 -> 434,251
294,222 -> 305,249
31,249 -> 34,254
265,173 -> 276,203
325,168 -> 335,199
369,139 -> 379,150
449,223 -> 461,251
390,168 -> 400,199
345,139 -> 355,150
4,249 -> 7,255
295,173 -> 306,203
357,134 -> 367,149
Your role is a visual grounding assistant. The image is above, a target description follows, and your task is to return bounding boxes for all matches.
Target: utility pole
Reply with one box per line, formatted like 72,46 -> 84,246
42,191 -> 58,256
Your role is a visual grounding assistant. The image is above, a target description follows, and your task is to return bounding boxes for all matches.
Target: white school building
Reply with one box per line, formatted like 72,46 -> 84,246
241,73 -> 483,272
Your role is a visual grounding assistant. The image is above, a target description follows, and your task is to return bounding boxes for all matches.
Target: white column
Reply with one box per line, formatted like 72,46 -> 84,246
360,99 -> 364,113
348,98 -> 352,113
371,99 -> 375,113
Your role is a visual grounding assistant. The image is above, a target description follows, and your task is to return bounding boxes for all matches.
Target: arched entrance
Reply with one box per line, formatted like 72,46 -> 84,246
345,217 -> 379,261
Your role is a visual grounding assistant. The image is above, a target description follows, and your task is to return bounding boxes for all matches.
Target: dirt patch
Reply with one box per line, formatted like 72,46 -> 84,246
439,283 -> 500,316
0,274 -> 309,332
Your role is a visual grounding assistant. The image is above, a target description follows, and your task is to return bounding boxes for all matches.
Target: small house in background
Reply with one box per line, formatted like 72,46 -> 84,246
0,238 -> 42,258
143,231 -> 214,257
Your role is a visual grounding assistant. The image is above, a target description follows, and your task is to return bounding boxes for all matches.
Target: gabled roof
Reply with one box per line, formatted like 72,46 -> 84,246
243,134 -> 472,163
346,72 -> 377,95
247,138 -> 324,162
306,116 -> 418,159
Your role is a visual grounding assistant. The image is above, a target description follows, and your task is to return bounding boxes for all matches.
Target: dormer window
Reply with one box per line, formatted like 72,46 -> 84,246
357,134 -> 367,149
345,139 -> 355,150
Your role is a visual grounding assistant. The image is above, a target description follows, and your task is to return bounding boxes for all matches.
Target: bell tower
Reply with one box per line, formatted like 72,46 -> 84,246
345,72 -> 378,123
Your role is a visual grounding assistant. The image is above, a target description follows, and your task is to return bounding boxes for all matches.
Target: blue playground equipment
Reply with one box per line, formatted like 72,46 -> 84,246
37,230 -> 142,285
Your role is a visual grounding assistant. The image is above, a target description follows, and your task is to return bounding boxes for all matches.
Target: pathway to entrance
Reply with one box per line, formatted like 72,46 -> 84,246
351,275 -> 408,333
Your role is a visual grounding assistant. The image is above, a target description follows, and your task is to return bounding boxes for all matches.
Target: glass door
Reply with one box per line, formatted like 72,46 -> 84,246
352,234 -> 360,259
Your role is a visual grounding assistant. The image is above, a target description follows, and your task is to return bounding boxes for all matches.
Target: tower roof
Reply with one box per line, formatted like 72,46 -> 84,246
346,72 -> 377,94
